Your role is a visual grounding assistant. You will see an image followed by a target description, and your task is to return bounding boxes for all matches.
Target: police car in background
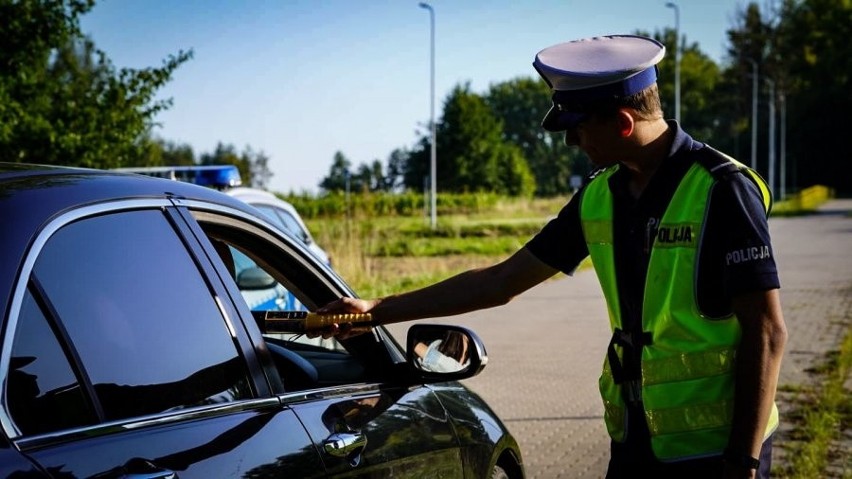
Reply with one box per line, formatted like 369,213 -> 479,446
226,186 -> 331,266
112,165 -> 331,311
112,165 -> 329,264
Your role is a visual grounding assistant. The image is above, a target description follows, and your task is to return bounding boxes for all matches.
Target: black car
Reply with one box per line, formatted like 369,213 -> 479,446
0,163 -> 524,478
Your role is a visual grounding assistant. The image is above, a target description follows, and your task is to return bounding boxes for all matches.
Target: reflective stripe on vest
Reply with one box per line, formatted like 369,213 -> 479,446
580,159 -> 779,461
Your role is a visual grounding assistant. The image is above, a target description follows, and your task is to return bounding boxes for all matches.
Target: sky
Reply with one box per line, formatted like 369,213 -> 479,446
80,0 -> 750,194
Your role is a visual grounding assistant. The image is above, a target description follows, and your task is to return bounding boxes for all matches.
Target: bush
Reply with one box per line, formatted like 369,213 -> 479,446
279,191 -> 502,220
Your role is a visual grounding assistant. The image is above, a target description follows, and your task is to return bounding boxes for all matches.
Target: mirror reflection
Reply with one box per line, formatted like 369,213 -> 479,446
413,329 -> 471,373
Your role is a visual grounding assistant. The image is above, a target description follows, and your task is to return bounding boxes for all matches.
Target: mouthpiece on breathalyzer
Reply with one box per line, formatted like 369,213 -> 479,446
253,310 -> 373,333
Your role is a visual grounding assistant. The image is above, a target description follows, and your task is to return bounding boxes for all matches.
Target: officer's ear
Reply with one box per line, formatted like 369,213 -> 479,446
615,109 -> 635,138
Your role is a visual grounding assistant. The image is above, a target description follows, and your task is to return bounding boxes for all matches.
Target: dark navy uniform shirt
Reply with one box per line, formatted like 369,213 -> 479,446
526,121 -> 780,327
526,122 -> 781,461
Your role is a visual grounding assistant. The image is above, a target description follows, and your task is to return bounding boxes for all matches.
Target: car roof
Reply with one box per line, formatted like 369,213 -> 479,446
0,163 -> 262,307
226,187 -> 298,211
0,162 -> 254,219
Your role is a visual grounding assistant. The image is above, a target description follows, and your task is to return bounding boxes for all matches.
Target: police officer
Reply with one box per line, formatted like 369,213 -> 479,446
319,34 -> 787,479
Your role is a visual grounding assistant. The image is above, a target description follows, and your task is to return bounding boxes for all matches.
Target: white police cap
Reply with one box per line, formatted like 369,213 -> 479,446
533,35 -> 666,132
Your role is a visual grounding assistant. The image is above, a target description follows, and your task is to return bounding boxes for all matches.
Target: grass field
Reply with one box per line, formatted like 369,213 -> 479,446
309,195 -> 569,297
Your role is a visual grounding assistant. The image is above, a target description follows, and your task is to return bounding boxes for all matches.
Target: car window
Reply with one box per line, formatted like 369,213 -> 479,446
7,209 -> 253,435
252,204 -> 309,242
213,239 -> 343,353
198,218 -> 381,391
8,290 -> 97,436
230,246 -> 309,312
275,210 -> 309,242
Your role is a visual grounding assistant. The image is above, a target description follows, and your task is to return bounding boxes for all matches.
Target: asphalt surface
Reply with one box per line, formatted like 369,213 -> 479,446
386,198 -> 852,478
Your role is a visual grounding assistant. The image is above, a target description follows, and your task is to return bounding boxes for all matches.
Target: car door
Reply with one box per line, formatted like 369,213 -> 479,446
185,205 -> 466,478
2,202 -> 325,477
286,387 -> 465,478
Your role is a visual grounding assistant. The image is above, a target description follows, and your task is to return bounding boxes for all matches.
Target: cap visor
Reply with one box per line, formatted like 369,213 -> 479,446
542,106 -> 585,132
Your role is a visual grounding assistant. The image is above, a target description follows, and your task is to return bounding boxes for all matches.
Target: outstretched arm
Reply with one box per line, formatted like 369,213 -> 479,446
318,247 -> 559,325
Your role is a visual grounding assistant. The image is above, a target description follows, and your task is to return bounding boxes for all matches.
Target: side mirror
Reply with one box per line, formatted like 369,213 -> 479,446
237,267 -> 277,290
406,324 -> 487,381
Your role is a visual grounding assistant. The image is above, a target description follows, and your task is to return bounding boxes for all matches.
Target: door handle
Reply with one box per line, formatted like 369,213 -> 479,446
323,431 -> 367,466
116,458 -> 178,479
124,473 -> 177,479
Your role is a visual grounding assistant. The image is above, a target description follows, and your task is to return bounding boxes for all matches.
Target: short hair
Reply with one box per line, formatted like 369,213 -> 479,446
587,83 -> 663,122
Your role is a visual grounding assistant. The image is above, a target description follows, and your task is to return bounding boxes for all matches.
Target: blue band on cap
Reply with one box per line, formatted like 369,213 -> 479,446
552,66 -> 658,107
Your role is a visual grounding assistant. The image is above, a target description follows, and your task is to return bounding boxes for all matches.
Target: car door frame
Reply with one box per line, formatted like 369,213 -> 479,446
0,198 -> 326,477
177,199 -> 467,477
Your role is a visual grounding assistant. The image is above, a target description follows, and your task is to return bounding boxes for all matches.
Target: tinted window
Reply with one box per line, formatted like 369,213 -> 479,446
275,211 -> 307,241
8,290 -> 96,435
230,246 -> 307,312
253,204 -> 307,242
200,224 -> 356,389
30,210 -> 252,423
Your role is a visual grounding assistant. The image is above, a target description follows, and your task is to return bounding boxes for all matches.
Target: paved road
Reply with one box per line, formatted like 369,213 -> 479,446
387,199 -> 852,478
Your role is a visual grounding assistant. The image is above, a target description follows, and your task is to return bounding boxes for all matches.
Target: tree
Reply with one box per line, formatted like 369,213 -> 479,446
319,151 -> 352,192
775,0 -> 851,193
352,163 -> 374,192
0,0 -> 192,168
198,143 -> 272,189
384,148 -> 409,192
638,28 -> 723,146
486,77 -> 578,196
402,137 -> 431,192
201,142 -> 241,166
246,147 -> 272,190
720,0 -> 852,194
367,159 -> 387,192
161,141 -> 196,167
425,83 -> 534,196
718,3 -> 776,167
131,137 -> 196,168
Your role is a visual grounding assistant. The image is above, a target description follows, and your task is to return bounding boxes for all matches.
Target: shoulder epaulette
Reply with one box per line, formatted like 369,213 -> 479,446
587,166 -> 607,180
580,165 -> 616,189
692,146 -> 772,214
693,146 -> 740,180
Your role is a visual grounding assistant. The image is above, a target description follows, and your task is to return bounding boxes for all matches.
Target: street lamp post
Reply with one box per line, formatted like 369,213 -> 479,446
767,78 -> 776,200
747,58 -> 759,170
780,91 -> 786,199
665,2 -> 681,124
419,2 -> 437,229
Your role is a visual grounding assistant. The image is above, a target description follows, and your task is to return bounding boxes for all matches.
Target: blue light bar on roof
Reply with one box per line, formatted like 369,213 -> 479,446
191,165 -> 242,188
113,165 -> 243,189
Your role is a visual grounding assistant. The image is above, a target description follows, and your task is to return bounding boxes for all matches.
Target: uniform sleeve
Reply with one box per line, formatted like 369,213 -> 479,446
697,173 -> 780,315
525,192 -> 589,275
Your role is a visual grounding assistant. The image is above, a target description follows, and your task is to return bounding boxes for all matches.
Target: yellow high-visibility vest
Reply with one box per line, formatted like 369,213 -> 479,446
580,150 -> 777,461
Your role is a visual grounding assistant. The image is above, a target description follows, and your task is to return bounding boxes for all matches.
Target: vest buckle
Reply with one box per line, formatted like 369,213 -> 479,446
607,329 -> 654,386
624,379 -> 643,404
